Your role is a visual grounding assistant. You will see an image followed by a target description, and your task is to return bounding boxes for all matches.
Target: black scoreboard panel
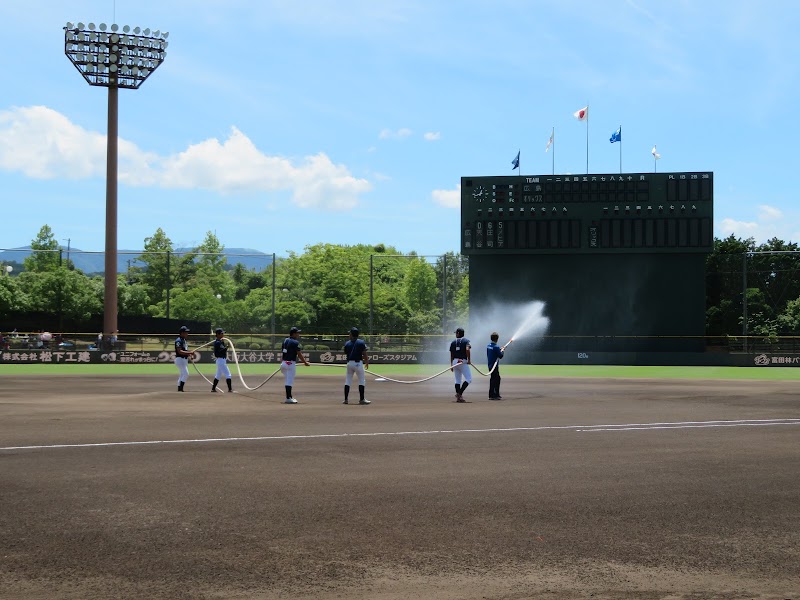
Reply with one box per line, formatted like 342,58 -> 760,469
461,172 -> 713,254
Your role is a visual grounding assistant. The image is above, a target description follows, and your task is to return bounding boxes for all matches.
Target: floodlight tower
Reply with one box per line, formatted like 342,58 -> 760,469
64,21 -> 168,337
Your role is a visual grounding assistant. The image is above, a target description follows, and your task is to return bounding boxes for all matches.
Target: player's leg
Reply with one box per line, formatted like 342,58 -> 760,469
459,365 -> 471,397
344,361 -> 355,403
222,361 -> 233,391
452,360 -> 464,400
356,362 -> 369,404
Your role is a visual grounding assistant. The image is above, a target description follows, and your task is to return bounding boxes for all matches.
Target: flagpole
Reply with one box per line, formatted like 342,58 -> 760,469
619,125 -> 622,174
585,104 -> 589,174
551,127 -> 555,175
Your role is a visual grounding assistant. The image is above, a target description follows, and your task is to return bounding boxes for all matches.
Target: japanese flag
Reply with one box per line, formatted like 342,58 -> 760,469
573,106 -> 588,121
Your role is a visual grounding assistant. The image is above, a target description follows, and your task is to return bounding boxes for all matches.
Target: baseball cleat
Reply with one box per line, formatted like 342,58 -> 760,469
342,399 -> 349,404
359,399 -> 371,405
284,398 -> 298,404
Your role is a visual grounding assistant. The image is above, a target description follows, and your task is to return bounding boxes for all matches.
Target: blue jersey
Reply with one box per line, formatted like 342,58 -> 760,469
450,337 -> 470,360
344,338 -> 368,362
175,337 -> 189,357
282,337 -> 301,361
486,342 -> 504,369
213,338 -> 228,358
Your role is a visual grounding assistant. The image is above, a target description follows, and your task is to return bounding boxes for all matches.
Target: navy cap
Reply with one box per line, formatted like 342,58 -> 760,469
289,326 -> 301,334
179,326 -> 190,332
350,327 -> 360,336
455,327 -> 465,335
215,328 -> 224,335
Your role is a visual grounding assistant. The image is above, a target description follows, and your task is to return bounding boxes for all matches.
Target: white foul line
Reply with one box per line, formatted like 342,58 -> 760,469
1,419 -> 799,452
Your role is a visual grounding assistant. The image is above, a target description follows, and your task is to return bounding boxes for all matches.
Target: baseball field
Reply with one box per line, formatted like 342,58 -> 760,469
1,364 -> 799,599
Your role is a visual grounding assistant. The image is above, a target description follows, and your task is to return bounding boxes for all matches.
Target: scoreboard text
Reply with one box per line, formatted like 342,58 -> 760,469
461,172 -> 713,254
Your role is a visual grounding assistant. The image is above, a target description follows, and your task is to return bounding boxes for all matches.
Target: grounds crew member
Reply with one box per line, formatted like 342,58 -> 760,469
486,332 -> 505,400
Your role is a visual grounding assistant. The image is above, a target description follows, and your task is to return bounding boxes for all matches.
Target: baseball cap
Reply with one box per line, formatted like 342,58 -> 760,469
350,327 -> 360,336
289,326 -> 301,334
179,326 -> 190,332
215,328 -> 224,335
455,327 -> 465,335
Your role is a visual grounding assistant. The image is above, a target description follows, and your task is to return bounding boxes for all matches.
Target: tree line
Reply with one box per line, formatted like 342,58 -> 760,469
0,225 -> 469,335
3,226 -> 800,339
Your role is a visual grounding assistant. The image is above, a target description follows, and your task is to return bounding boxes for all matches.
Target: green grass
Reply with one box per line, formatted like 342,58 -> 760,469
2,363 -> 800,380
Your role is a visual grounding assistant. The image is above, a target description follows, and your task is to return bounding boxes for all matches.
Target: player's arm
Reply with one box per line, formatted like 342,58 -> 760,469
297,349 -> 310,366
362,346 -> 369,370
466,344 -> 472,364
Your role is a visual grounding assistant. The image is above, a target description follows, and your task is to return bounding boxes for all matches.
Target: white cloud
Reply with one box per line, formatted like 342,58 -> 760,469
719,208 -> 800,243
720,218 -> 758,236
423,131 -> 441,141
0,105 -> 370,211
758,204 -> 783,221
379,127 -> 413,140
0,105 -> 109,179
432,184 -> 460,209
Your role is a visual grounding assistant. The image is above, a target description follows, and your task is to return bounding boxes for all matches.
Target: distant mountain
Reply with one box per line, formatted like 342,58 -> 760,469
0,247 -> 274,275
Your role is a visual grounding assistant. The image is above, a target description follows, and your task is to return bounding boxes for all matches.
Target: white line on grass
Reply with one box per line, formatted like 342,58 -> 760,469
1,418 -> 799,452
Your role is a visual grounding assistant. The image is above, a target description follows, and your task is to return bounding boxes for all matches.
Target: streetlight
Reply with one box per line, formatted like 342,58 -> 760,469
3,265 -> 12,277
62,238 -> 71,268
63,21 -> 168,339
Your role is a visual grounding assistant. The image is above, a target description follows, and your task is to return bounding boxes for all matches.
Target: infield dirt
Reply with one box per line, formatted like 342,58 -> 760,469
1,374 -> 799,599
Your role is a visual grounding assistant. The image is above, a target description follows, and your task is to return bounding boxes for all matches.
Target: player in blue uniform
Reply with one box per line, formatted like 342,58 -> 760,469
280,326 -> 309,404
174,325 -> 193,392
486,332 -> 505,400
342,327 -> 370,405
449,327 -> 472,402
211,328 -> 233,393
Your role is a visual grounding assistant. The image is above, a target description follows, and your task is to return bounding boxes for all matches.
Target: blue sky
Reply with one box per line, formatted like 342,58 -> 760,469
1,0 -> 798,256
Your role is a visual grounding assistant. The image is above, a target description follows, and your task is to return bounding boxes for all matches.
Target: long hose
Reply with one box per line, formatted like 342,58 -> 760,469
190,337 -> 512,392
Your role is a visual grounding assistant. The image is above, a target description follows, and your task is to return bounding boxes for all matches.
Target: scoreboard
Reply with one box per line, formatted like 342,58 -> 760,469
461,172 -> 713,254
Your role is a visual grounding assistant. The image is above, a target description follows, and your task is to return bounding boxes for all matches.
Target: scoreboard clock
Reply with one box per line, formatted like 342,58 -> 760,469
461,172 -> 713,254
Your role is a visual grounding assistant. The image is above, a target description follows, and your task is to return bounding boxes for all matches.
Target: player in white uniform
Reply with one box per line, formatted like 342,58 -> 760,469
449,327 -> 472,402
280,326 -> 310,403
211,328 -> 233,393
174,326 -> 193,392
343,327 -> 370,405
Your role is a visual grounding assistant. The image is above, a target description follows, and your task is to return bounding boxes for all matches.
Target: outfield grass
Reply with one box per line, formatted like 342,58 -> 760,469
2,363 -> 800,380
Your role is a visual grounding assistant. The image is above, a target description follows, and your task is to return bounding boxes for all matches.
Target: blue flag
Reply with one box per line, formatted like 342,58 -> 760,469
609,127 -> 621,144
511,150 -> 520,170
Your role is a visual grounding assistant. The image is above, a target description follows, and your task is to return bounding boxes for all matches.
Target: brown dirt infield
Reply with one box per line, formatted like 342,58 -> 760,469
1,373 -> 799,599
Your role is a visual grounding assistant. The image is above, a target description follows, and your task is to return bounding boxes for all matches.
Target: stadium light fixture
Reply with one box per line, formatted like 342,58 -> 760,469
63,21 -> 168,337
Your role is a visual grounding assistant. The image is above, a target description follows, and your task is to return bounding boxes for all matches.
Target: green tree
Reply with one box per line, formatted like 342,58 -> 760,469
434,251 -> 468,331
0,275 -> 28,316
138,228 -> 173,304
404,258 -> 437,312
705,235 -> 755,336
454,274 -> 470,324
118,278 -> 151,316
17,268 -> 101,321
168,287 -> 225,325
23,225 -> 61,273
192,231 -> 230,297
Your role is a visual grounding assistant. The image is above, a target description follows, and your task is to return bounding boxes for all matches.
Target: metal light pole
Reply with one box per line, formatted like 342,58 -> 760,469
64,21 -> 168,338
